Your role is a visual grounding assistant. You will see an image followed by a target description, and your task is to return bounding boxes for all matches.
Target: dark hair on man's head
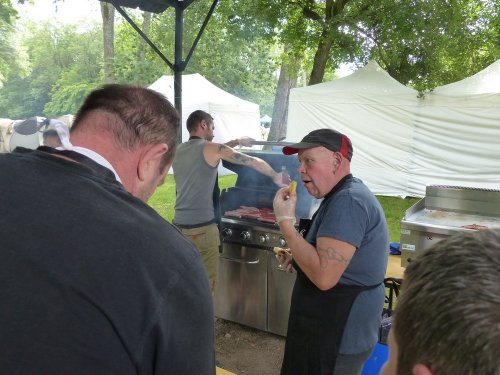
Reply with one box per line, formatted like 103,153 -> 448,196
186,110 -> 213,133
394,229 -> 500,375
71,84 -> 180,170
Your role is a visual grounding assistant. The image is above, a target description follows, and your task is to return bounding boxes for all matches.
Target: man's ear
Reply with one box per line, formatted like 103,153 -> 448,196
137,143 -> 169,181
331,151 -> 341,169
412,364 -> 433,375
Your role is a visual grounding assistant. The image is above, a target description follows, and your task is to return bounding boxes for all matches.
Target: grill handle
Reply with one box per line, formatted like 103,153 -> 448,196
219,255 -> 260,265
249,141 -> 294,146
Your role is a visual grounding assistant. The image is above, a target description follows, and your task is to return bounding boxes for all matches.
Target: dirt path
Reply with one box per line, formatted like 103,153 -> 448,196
215,319 -> 285,375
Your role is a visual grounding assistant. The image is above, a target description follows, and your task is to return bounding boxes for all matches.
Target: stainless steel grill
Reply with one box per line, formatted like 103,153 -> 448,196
214,146 -> 313,336
400,185 -> 500,267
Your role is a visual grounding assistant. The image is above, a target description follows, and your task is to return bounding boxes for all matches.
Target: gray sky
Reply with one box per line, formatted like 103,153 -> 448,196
14,0 -> 101,24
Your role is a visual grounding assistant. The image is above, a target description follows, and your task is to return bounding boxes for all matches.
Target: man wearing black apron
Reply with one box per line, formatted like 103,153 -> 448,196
273,129 -> 389,375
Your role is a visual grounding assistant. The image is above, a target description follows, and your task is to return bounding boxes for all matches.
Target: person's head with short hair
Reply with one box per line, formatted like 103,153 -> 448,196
70,84 -> 180,202
282,128 -> 353,198
42,129 -> 62,148
381,228 -> 500,375
186,110 -> 215,141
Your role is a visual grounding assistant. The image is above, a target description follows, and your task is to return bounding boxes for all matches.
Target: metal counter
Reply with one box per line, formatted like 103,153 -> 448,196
400,185 -> 500,267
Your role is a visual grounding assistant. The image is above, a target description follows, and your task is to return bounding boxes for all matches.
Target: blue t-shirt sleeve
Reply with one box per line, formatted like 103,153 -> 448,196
316,192 -> 368,248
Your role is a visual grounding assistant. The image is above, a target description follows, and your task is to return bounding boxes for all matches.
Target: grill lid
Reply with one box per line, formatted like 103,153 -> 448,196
222,148 -> 313,219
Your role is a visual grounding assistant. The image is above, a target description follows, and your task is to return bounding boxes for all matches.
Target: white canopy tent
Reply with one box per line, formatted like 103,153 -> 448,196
0,119 -> 13,153
149,73 -> 262,175
408,60 -> 500,196
287,61 -> 418,197
149,73 -> 262,143
287,60 -> 500,197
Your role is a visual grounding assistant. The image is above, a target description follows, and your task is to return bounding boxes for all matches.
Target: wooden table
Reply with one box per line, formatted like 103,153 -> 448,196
217,367 -> 236,375
385,254 -> 405,279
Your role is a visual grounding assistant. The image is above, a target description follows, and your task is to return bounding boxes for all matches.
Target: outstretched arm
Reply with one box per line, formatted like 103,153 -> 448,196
224,136 -> 254,148
212,143 -> 285,186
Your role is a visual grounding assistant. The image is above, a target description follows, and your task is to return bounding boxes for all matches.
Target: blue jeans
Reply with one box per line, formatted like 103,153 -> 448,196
332,347 -> 374,375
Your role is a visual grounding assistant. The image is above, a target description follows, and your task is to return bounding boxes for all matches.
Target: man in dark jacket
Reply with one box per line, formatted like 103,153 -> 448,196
0,84 -> 215,374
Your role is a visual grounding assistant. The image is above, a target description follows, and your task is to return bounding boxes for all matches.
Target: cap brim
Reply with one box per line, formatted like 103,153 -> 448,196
282,142 -> 319,155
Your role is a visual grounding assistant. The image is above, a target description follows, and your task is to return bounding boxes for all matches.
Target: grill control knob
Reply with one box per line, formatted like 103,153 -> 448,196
258,234 -> 270,244
221,228 -> 232,239
279,237 -> 287,248
241,231 -> 251,241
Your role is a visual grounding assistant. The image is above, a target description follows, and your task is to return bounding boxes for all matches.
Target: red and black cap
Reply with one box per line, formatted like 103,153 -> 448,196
282,129 -> 353,161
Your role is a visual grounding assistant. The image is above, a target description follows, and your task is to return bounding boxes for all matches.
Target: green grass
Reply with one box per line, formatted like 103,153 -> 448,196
149,174 -> 418,243
376,196 -> 419,242
148,175 -> 237,222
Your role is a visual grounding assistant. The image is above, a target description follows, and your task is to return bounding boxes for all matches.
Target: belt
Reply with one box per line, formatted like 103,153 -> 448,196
174,219 -> 216,229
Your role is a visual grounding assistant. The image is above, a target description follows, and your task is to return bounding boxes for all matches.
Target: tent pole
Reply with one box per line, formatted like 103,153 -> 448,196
174,4 -> 183,144
105,0 -> 220,144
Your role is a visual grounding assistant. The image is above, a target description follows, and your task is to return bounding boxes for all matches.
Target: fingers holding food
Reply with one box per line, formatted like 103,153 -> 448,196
273,247 -> 293,272
273,247 -> 291,257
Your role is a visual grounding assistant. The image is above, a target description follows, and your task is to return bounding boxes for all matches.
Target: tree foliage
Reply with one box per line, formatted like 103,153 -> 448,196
112,2 -> 280,115
0,20 -> 103,118
0,0 -> 22,84
1,0 -> 499,124
342,0 -> 500,92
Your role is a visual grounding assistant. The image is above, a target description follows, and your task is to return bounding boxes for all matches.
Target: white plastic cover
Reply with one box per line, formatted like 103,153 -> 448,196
287,60 -> 500,197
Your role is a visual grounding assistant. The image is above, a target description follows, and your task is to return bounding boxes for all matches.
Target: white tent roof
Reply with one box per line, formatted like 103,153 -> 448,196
291,60 -> 417,104
408,60 -> 500,195
288,61 -> 418,197
260,114 -> 272,123
287,60 -> 500,197
433,59 -> 500,96
149,73 -> 262,175
149,73 -> 262,144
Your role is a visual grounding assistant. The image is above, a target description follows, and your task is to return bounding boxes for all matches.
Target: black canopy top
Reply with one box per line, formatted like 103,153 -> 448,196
100,0 -> 198,13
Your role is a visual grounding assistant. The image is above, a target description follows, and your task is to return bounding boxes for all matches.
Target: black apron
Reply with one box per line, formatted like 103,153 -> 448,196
281,270 -> 379,375
281,174 -> 380,375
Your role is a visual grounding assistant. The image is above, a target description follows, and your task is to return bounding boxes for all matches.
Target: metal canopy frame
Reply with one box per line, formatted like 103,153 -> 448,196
101,0 -> 219,139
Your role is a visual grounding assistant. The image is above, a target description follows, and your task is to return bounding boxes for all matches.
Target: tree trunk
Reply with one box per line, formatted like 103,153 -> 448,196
308,0 -> 350,85
267,50 -> 300,142
134,11 -> 152,84
309,35 -> 334,85
101,2 -> 115,84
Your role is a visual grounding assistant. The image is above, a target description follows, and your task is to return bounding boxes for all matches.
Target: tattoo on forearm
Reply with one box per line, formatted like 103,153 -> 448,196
317,245 -> 351,269
230,152 -> 251,164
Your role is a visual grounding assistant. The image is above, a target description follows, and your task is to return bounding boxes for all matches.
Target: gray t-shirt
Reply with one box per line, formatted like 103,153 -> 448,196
305,176 -> 389,354
172,139 -> 218,226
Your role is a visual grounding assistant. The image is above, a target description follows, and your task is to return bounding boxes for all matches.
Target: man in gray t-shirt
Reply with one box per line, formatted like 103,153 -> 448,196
172,110 -> 285,292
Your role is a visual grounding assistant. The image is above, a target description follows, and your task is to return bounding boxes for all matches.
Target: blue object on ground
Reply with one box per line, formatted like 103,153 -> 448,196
361,343 -> 389,375
389,242 -> 401,255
